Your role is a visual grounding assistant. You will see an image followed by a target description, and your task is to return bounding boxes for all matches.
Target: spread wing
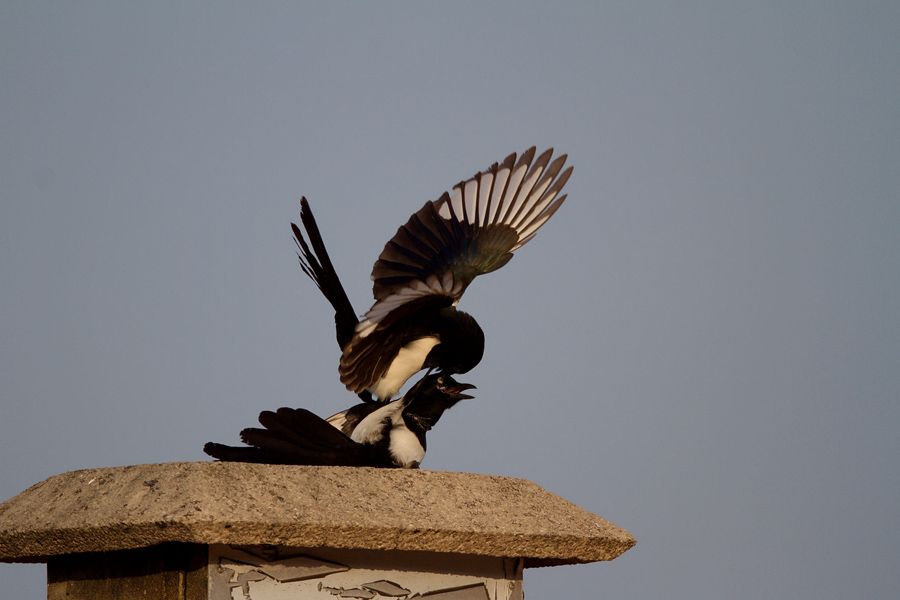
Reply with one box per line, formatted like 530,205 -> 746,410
362,146 -> 570,332
339,147 -> 572,392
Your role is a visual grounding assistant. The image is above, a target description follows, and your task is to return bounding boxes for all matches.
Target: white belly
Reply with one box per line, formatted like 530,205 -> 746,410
388,423 -> 425,468
368,336 -> 440,400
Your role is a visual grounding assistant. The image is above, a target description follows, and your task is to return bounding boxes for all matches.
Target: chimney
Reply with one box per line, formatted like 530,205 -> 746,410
0,462 -> 634,599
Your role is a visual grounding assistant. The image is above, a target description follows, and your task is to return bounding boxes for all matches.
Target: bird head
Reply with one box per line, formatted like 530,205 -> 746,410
403,373 -> 476,431
437,307 -> 485,374
433,373 -> 477,401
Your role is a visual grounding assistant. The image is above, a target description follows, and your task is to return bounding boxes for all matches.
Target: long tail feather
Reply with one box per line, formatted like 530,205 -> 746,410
204,407 -> 373,466
292,197 -> 358,350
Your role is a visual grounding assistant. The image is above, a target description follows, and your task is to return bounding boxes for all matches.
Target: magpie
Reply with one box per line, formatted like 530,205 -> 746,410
292,146 -> 572,402
203,373 -> 475,469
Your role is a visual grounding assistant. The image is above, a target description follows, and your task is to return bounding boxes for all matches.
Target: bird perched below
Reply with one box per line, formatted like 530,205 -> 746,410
293,147 -> 572,403
203,373 -> 475,469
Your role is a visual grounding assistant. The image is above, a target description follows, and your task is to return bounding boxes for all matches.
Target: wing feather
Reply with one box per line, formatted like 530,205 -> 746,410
340,147 -> 572,395
487,153 -> 515,225
476,169 -> 494,227
204,407 -> 368,466
369,147 -> 570,302
495,147 -> 535,225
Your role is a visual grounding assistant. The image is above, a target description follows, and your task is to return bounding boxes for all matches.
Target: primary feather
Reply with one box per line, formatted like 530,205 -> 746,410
340,148 -> 571,396
291,147 -> 572,400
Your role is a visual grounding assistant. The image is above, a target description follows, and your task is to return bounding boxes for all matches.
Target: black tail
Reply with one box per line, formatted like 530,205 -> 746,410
292,197 -> 358,351
203,442 -> 285,464
204,407 -> 374,466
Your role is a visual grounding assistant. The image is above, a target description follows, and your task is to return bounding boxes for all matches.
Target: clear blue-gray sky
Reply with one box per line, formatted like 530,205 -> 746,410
2,3 -> 898,598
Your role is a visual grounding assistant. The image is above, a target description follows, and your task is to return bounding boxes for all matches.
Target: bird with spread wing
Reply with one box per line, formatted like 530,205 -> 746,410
293,147 -> 572,403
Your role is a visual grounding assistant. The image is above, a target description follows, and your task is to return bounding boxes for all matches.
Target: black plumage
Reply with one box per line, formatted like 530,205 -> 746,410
292,147 -> 572,402
203,373 -> 475,469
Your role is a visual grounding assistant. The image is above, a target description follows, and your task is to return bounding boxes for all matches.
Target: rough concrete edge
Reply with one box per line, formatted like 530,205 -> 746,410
1,519 -> 636,566
0,463 -> 637,566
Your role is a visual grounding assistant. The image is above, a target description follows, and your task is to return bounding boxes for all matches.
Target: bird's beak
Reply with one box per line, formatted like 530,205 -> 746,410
445,382 -> 476,400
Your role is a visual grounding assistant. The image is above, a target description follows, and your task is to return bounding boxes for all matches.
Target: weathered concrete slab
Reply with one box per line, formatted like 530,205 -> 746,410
0,462 -> 634,567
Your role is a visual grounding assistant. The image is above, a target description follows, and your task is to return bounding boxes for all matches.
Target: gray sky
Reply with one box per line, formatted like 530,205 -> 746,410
2,3 -> 898,598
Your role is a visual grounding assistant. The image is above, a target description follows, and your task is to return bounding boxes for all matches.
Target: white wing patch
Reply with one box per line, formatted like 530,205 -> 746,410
349,400 -> 403,444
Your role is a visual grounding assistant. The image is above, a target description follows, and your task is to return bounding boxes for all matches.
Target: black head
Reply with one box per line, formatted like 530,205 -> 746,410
403,372 -> 476,430
436,307 -> 485,374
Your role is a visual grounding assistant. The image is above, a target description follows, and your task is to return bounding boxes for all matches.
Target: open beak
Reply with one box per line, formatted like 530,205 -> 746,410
445,382 -> 476,400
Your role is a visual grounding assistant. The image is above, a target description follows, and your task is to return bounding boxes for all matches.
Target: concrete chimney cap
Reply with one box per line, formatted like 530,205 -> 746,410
0,461 -> 634,567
